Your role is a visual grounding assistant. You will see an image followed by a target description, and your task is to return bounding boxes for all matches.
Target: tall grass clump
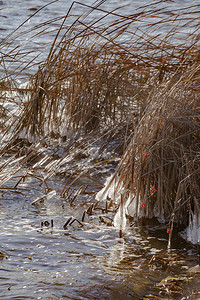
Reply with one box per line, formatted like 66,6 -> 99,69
106,60 -> 200,221
107,63 -> 200,246
0,0 -> 199,244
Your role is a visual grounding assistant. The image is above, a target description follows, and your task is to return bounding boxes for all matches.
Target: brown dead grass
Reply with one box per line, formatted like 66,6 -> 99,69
0,1 -> 199,239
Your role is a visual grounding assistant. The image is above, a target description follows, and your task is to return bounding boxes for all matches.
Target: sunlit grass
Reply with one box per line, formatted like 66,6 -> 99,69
0,0 -> 199,245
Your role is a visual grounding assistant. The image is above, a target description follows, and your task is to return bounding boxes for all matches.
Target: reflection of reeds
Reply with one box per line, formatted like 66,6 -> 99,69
0,1 -> 200,243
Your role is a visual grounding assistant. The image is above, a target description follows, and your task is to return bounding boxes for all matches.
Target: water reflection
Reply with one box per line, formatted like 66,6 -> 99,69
0,172 -> 199,299
0,200 -> 199,299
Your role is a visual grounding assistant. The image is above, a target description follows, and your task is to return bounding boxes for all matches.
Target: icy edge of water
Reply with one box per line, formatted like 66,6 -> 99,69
96,175 -> 200,245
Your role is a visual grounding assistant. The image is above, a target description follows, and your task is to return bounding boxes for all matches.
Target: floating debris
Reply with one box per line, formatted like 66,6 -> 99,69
155,276 -> 192,297
99,216 -> 113,226
44,220 -> 50,227
69,218 -> 83,227
0,249 -> 9,260
63,217 -> 73,229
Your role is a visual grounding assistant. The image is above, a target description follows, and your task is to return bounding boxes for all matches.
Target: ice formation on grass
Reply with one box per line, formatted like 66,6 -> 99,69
181,211 -> 200,245
97,173 -> 200,245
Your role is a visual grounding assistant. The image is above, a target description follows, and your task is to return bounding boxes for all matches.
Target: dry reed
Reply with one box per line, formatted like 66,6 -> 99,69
0,1 -> 199,244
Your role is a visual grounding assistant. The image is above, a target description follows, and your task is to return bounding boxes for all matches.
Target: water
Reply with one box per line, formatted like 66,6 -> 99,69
1,0 -> 199,78
0,1 -> 200,299
0,160 -> 199,299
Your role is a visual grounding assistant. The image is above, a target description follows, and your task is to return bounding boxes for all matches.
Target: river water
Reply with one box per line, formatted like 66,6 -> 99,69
1,0 -> 200,77
0,1 -> 200,299
0,170 -> 200,300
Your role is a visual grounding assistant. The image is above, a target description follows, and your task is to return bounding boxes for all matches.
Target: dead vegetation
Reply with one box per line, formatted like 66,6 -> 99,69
0,0 -> 199,245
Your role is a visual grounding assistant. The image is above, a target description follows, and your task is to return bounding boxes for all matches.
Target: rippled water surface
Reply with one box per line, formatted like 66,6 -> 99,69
1,0 -> 200,77
0,173 -> 199,299
0,1 -> 200,299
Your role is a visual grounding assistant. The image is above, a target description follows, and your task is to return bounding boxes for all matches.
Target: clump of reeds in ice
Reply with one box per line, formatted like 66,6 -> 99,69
0,1 -> 199,246
94,2 -> 200,245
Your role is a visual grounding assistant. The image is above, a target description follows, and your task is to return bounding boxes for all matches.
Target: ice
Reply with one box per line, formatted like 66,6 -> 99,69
185,211 -> 200,245
113,204 -> 126,231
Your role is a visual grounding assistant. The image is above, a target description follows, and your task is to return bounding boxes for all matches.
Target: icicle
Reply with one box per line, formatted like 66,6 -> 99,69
114,195 -> 126,237
185,211 -> 200,245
